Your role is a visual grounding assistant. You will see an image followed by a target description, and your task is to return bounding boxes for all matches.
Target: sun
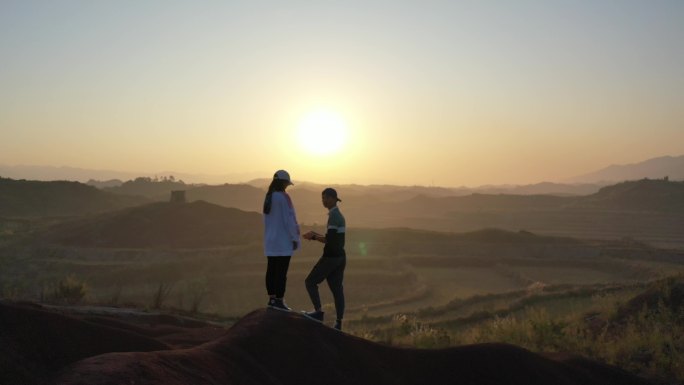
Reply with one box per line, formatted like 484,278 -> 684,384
296,108 -> 348,156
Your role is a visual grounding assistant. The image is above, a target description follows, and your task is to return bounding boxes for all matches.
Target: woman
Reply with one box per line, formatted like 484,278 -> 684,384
262,169 -> 300,311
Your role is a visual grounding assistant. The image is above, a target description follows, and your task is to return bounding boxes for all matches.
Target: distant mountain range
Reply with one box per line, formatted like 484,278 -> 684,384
410,179 -> 684,212
3,154 -> 682,192
0,164 -> 259,185
248,180 -> 604,198
7,175 -> 684,210
4,176 -> 683,220
5,176 -> 684,248
568,155 -> 684,183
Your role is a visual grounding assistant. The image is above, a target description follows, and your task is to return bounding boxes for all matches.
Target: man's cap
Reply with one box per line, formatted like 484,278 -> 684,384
273,170 -> 293,185
322,187 -> 341,202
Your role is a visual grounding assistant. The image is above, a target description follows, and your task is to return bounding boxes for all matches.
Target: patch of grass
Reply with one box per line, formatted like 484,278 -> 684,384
48,275 -> 88,305
356,313 -> 452,348
351,276 -> 684,383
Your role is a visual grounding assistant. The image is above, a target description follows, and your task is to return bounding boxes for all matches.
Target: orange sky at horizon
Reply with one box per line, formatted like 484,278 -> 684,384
1,2 -> 683,187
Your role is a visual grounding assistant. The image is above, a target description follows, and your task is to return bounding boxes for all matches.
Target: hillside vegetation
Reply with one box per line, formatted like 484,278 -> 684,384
2,212 -> 681,319
349,276 -> 684,384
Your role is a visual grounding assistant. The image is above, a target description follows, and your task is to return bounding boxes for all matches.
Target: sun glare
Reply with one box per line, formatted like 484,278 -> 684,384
296,109 -> 348,156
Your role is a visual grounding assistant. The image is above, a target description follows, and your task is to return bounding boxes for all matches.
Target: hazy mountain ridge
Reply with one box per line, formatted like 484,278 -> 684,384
98,178 -> 265,211
376,180 -> 684,247
4,177 -> 683,247
85,179 -> 123,189
0,177 -> 149,218
184,184 -> 265,213
37,200 -> 261,248
0,164 -> 259,185
103,177 -> 201,198
28,192 -> 581,250
0,165 -> 146,183
5,153 -> 682,189
394,179 -> 684,213
90,177 -> 684,214
569,155 -> 684,183
571,179 -> 684,211
250,179 -> 604,198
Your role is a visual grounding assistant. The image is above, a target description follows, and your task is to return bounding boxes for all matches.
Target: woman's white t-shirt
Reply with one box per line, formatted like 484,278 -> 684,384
263,191 -> 300,256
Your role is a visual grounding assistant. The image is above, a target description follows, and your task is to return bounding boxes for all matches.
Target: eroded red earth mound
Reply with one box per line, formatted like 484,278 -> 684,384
1,302 -> 651,385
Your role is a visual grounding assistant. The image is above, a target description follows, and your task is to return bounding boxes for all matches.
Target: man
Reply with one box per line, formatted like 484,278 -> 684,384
302,187 -> 346,331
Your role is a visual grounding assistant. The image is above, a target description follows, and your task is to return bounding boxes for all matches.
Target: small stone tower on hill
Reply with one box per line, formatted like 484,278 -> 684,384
170,190 -> 186,203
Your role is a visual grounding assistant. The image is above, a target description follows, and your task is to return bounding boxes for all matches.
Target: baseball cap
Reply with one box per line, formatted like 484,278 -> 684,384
322,187 -> 341,202
273,170 -> 293,185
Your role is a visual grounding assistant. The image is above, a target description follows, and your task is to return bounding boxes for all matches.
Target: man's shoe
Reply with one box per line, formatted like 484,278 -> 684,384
302,310 -> 324,322
268,298 -> 291,311
333,319 -> 342,331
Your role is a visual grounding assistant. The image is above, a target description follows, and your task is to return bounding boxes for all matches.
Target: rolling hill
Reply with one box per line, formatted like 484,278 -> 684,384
184,184 -> 265,212
102,180 -> 265,212
0,177 -> 149,218
36,200 -> 262,248
102,177 -> 195,198
392,179 -> 684,214
571,178 -> 684,211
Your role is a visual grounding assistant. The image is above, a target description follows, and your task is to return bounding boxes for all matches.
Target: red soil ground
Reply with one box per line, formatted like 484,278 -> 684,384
0,301 -> 227,385
1,301 -> 652,385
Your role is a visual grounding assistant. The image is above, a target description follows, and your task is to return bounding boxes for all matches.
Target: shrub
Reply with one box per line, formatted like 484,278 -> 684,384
52,275 -> 88,305
187,278 -> 209,314
151,282 -> 174,309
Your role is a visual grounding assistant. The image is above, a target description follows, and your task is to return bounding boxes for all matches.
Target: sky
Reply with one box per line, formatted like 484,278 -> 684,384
1,1 -> 683,186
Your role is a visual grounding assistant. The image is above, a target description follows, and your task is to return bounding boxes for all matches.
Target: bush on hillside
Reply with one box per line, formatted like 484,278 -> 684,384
151,282 -> 174,309
50,275 -> 88,305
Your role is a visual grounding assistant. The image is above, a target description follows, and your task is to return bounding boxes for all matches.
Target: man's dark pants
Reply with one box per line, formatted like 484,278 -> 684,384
305,256 -> 346,321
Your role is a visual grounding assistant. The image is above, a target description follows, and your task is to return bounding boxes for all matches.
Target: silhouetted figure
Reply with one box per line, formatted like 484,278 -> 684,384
303,188 -> 346,330
262,170 -> 300,311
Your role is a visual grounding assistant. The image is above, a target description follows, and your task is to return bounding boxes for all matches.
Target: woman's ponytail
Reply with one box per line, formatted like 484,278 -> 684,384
263,178 -> 285,214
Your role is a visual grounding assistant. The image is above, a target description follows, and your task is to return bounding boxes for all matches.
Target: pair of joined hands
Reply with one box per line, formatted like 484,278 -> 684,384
302,231 -> 323,241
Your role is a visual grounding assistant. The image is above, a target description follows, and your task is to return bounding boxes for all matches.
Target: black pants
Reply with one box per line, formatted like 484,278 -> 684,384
266,256 -> 291,298
305,257 -> 346,320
